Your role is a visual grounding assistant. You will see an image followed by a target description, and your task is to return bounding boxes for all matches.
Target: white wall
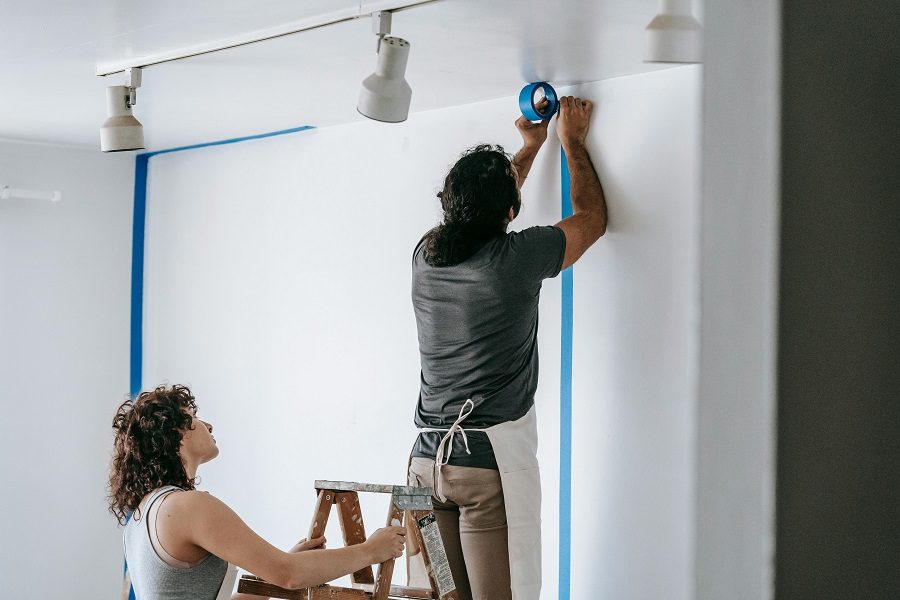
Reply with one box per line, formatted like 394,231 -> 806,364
141,101 -> 565,589
140,65 -> 699,598
571,66 -> 699,599
0,140 -> 133,597
698,0 -> 780,597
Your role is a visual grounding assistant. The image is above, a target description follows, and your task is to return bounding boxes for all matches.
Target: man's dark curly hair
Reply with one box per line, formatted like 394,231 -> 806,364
108,384 -> 198,525
424,144 -> 520,267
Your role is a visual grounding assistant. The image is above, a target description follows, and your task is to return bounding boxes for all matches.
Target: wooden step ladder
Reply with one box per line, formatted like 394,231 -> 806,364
237,480 -> 459,600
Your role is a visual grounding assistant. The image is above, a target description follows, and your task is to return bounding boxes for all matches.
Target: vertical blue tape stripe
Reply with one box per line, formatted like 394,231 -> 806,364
127,157 -> 148,600
130,154 -> 148,398
126,559 -> 136,600
127,125 -> 315,399
126,125 -> 314,599
559,148 -> 574,599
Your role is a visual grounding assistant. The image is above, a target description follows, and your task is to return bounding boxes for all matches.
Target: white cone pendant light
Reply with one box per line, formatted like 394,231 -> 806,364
644,0 -> 703,64
100,85 -> 145,152
358,36 -> 412,123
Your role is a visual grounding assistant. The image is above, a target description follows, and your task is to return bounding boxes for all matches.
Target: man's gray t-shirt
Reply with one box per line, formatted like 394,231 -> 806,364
411,225 -> 566,469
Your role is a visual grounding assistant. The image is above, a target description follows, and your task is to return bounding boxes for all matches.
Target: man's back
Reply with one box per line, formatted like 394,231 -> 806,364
411,225 -> 564,467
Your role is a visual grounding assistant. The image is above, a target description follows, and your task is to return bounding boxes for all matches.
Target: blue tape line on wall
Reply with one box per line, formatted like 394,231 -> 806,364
126,125 -> 314,599
559,147 -> 574,600
130,155 -> 148,398
128,126 -> 314,398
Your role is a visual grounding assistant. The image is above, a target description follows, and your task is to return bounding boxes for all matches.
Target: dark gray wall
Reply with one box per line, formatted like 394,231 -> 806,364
777,2 -> 900,598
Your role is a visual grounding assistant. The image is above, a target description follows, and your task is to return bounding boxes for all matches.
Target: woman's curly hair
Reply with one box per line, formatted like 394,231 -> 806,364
108,384 -> 198,525
424,144 -> 520,267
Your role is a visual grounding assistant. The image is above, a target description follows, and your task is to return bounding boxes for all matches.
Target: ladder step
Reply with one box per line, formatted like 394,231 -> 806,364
240,578 -> 373,599
309,585 -> 370,599
237,576 -> 307,599
239,577 -> 434,600
354,582 -> 436,599
315,480 -> 432,496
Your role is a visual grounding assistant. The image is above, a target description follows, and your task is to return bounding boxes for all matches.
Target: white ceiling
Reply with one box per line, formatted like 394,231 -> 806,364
0,0 -> 675,151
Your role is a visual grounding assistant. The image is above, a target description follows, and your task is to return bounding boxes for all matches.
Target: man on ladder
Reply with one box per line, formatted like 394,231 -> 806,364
407,95 -> 607,600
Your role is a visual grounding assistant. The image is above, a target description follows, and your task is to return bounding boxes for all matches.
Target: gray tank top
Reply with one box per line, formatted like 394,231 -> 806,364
124,486 -> 228,600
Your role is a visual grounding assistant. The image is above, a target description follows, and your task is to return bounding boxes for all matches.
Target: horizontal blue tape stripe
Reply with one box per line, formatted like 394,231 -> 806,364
141,125 -> 316,158
129,124 -> 315,398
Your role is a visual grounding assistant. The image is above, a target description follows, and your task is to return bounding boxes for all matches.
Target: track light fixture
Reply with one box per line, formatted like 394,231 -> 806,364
96,2 -> 433,146
644,0 -> 703,64
100,67 -> 145,152
357,11 -> 412,123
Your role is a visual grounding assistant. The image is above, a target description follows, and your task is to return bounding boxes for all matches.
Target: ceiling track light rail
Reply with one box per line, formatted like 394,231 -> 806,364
96,0 -> 431,150
94,0 -> 437,77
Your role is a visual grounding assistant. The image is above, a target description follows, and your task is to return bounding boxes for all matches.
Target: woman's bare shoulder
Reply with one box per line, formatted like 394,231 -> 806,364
162,488 -> 226,510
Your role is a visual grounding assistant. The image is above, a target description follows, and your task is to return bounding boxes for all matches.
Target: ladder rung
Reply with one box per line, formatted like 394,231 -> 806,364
354,582 -> 436,599
309,585 -> 370,599
237,576 -> 306,599
239,578 -> 378,600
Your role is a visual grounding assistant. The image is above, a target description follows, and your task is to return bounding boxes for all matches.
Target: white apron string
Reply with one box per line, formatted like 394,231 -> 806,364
417,398 -> 481,466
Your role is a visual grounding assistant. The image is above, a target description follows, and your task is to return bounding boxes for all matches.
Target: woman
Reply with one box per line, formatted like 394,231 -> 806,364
109,384 -> 405,600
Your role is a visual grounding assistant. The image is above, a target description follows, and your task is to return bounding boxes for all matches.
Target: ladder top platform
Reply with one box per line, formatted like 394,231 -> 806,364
315,480 -> 433,496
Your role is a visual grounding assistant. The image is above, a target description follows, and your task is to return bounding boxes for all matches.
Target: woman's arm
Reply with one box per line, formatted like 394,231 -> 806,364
231,537 -> 326,600
161,491 -> 405,590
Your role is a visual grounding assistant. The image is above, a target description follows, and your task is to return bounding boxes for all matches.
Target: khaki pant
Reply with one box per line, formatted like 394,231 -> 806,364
407,457 -> 512,600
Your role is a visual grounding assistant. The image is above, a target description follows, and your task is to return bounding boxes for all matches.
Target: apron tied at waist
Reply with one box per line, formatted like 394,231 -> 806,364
418,398 -> 478,464
411,404 -> 543,599
417,398 -> 486,499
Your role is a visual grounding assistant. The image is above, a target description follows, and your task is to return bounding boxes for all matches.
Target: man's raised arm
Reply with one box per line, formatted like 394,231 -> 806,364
512,100 -> 551,189
554,95 -> 607,269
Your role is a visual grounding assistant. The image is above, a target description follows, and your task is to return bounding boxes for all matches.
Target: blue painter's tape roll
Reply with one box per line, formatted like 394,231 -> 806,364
519,81 -> 559,121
